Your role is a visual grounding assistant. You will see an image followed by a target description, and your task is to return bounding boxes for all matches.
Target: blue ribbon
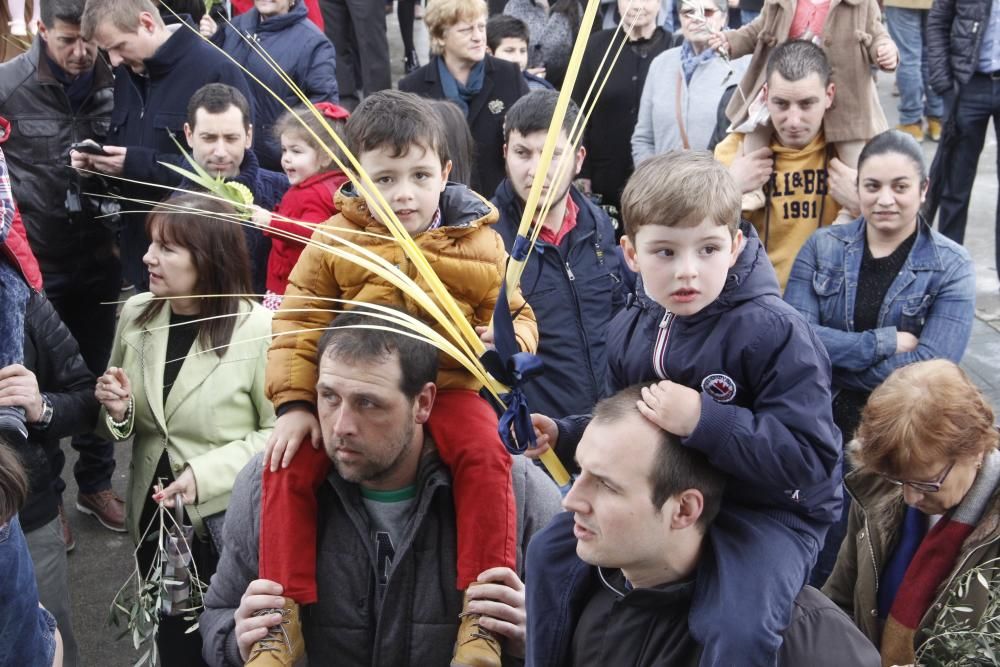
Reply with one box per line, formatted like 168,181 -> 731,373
484,246 -> 545,454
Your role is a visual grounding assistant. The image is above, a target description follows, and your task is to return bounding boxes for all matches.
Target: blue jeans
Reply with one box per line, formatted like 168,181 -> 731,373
885,7 -> 943,124
937,73 -> 1000,282
0,516 -> 57,667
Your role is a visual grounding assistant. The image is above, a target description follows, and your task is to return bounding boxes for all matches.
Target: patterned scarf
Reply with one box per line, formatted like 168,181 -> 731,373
679,40 -> 717,85
880,450 -> 1000,667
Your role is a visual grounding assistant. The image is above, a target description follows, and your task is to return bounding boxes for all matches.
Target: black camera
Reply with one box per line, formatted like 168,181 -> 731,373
65,177 -> 123,230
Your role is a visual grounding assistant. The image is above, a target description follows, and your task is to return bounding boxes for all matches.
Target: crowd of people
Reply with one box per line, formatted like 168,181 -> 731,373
0,0 -> 997,665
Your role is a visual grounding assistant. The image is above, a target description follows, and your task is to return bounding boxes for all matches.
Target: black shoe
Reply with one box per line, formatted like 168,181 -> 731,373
405,50 -> 421,74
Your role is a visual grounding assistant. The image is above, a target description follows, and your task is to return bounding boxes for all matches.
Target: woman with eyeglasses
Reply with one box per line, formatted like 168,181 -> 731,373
399,0 -> 528,196
821,359 -> 1000,667
784,130 -> 976,587
631,0 -> 750,163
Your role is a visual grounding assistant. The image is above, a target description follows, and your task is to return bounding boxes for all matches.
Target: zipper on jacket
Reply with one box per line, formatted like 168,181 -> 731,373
847,484 -> 881,598
974,21 -> 981,34
653,312 -> 674,380
565,262 -> 575,281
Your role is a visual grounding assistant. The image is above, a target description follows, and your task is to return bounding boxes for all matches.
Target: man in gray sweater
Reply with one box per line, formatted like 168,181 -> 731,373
200,309 -> 562,667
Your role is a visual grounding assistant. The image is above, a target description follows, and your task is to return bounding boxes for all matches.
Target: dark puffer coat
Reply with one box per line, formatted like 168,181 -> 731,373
211,1 -> 339,170
927,0 -> 993,94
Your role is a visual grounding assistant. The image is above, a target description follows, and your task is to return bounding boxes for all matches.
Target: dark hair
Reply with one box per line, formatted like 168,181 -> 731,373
429,100 -> 475,186
42,0 -> 86,26
139,194 -> 253,356
592,385 -> 726,530
316,306 -> 439,400
187,83 -> 252,131
765,40 -> 831,87
0,439 -> 28,526
503,89 -> 580,144
857,129 -> 928,186
273,106 -> 349,172
486,14 -> 529,52
346,90 -> 449,169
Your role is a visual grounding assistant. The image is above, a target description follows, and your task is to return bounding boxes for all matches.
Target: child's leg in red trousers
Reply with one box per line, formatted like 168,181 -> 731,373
259,442 -> 331,604
425,389 -> 516,589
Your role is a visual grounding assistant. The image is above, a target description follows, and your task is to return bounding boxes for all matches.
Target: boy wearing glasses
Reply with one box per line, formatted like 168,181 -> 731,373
526,151 -> 842,666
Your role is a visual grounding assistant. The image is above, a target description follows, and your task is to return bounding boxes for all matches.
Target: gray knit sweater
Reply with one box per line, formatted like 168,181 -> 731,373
503,0 -> 575,77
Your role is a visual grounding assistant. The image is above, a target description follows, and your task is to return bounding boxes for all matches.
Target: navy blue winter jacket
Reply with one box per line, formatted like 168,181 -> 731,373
557,222 -> 843,526
491,181 -> 626,419
110,16 -> 253,198
212,2 -> 338,170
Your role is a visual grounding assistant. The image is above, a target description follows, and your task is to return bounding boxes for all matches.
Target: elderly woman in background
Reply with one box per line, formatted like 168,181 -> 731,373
94,195 -> 274,666
573,0 -> 672,218
784,130 -> 976,587
823,360 -> 1000,667
631,0 -> 749,162
400,0 -> 528,195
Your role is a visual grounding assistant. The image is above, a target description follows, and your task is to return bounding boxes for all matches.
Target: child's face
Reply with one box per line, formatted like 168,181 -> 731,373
621,218 -> 743,316
281,133 -> 328,186
492,37 -> 529,71
357,143 -> 451,235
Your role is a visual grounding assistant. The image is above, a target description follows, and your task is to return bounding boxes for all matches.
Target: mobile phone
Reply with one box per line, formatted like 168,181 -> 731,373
70,139 -> 110,156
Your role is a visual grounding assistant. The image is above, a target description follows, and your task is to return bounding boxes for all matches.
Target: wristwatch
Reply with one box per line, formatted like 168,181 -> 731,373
35,394 -> 54,430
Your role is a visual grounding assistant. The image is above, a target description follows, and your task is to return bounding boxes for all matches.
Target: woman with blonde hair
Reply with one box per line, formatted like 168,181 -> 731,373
823,359 -> 1000,667
399,0 -> 528,195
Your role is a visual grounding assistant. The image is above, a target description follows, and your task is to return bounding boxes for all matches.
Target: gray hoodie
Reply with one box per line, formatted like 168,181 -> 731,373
200,450 -> 562,666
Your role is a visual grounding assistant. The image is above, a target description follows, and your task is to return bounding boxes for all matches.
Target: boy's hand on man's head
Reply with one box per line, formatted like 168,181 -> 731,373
638,381 -> 702,437
264,408 -> 322,472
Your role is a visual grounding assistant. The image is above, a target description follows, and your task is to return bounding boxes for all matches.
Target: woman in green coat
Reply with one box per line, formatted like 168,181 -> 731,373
95,195 -> 275,665
822,359 -> 1000,667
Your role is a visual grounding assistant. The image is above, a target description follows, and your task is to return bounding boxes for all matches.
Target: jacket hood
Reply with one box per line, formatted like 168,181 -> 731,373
235,0 -> 309,32
336,181 -> 498,232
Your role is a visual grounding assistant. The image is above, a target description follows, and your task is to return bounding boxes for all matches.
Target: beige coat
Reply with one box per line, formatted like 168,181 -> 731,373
97,293 -> 276,542
724,0 -> 894,143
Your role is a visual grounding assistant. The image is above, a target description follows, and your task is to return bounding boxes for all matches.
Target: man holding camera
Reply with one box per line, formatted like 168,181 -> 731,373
0,0 -> 125,535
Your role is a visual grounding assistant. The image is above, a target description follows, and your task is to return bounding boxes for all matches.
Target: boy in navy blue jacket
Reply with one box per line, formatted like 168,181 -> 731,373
525,151 -> 843,666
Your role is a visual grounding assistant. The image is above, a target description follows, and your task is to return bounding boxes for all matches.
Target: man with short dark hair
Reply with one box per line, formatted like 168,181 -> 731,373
181,83 -> 288,296
0,0 -> 123,534
200,309 -> 561,666
714,40 -> 849,290
526,386 -> 881,666
71,0 -> 253,290
491,90 -> 626,424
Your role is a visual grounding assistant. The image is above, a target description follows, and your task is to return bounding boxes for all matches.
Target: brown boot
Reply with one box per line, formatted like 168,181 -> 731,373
896,122 -> 924,142
76,489 -> 126,532
926,116 -> 942,142
451,583 -> 502,667
246,599 -> 305,666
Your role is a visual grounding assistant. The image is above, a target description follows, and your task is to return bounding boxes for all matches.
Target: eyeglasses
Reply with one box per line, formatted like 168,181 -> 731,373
880,460 -> 956,493
679,7 -> 719,19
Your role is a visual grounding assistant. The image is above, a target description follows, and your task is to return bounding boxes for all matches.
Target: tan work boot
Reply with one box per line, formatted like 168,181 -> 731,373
246,599 -> 304,666
451,583 -> 502,667
741,188 -> 767,212
896,122 -> 924,142
926,116 -> 942,142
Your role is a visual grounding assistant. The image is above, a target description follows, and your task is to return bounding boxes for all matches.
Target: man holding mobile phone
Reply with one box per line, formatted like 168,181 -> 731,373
0,0 -> 127,557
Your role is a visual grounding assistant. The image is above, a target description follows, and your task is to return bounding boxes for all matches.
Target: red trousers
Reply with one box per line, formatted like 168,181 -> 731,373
259,390 -> 517,602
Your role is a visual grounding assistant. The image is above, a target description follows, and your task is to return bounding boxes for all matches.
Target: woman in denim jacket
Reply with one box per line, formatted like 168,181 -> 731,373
0,440 -> 61,667
784,129 -> 976,586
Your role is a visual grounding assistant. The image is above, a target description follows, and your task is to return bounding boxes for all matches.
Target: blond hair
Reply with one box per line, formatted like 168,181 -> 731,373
424,0 -> 488,54
620,151 -> 742,240
854,359 -> 999,477
81,0 -> 162,39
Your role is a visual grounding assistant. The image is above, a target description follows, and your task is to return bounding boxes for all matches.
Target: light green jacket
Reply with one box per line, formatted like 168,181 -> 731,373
97,292 -> 275,543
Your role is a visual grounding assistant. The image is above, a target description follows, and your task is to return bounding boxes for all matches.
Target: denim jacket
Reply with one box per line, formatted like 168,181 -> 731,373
784,217 -> 976,393
0,515 -> 56,667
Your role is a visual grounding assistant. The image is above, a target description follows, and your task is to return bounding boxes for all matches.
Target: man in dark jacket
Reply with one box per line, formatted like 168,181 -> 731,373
0,291 -> 103,667
181,83 -> 289,295
200,310 -> 561,667
74,0 -> 253,290
927,0 -> 1000,282
0,0 -> 123,534
525,387 -> 880,666
492,90 -> 626,421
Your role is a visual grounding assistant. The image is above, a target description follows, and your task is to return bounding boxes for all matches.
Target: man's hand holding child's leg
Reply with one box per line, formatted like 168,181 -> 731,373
264,408 -> 323,472
638,381 -> 702,437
